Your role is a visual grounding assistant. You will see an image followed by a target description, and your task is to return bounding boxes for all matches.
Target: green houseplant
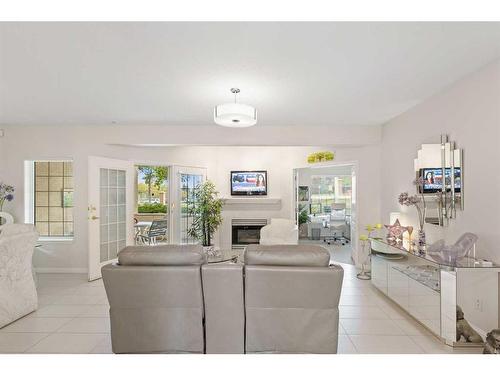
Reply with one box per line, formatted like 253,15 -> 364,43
298,209 -> 309,225
298,209 -> 310,239
187,181 -> 223,249
307,151 -> 335,164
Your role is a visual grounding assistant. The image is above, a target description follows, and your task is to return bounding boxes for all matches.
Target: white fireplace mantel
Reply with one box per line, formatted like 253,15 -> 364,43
221,197 -> 282,210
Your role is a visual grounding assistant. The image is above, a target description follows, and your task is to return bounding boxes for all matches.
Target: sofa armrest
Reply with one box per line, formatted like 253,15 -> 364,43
201,263 -> 245,354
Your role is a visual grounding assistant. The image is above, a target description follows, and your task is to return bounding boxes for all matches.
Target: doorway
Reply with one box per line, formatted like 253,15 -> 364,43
88,158 -> 206,280
88,156 -> 135,281
134,165 -> 169,245
133,164 -> 207,245
168,165 -> 207,244
293,163 -> 357,265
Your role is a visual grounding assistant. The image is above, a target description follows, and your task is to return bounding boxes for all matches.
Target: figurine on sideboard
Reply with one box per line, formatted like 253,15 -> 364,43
384,219 -> 408,243
456,306 -> 483,344
426,232 -> 478,264
484,329 -> 500,354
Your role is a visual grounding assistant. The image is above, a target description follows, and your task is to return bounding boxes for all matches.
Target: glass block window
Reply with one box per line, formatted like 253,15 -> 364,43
34,161 -> 74,238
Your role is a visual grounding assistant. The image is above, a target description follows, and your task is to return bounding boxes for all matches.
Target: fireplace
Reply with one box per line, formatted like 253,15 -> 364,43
231,218 -> 268,249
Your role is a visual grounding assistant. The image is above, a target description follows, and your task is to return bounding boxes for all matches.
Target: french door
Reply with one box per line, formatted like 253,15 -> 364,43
169,166 -> 207,244
293,168 -> 300,224
88,156 -> 135,281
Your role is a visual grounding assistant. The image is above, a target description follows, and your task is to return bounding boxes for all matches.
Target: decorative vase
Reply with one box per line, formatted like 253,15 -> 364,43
356,240 -> 371,280
0,211 -> 14,227
407,226 -> 414,244
417,228 -> 426,245
203,245 -> 221,258
299,223 -> 308,239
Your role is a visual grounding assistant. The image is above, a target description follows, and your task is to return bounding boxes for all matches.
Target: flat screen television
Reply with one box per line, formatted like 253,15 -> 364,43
420,167 -> 461,193
231,171 -> 267,196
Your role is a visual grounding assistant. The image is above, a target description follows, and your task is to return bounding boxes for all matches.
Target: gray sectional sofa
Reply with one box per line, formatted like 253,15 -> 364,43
102,244 -> 344,354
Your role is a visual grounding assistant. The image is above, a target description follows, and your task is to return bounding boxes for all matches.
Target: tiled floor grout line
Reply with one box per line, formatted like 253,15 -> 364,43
342,333 -> 358,354
406,335 -> 430,354
21,333 -> 51,353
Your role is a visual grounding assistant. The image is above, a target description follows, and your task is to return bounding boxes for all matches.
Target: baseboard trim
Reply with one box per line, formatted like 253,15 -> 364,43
470,322 -> 488,341
35,267 -> 87,274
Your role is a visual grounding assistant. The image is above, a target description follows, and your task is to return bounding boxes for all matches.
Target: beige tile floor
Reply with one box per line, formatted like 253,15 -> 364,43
0,264 -> 483,354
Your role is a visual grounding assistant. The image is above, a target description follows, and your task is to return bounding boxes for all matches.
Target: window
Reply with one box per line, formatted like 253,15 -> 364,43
309,175 -> 352,215
30,161 -> 74,238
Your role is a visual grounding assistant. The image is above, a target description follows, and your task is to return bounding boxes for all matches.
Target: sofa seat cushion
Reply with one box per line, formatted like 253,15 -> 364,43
118,245 -> 206,266
244,244 -> 330,267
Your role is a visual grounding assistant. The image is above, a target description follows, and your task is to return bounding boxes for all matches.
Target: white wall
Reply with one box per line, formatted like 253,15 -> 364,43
0,125 -> 381,272
381,60 -> 500,335
381,59 -> 500,264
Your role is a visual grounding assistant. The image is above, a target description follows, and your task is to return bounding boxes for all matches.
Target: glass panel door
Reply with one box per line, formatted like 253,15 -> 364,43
169,166 -> 207,244
180,173 -> 204,244
99,168 -> 127,262
88,156 -> 134,281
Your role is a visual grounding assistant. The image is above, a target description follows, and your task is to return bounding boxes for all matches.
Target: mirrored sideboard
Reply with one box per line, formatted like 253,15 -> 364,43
371,238 -> 500,347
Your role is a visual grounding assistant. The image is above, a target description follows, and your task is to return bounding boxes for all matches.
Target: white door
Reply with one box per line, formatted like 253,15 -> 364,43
350,166 -> 358,264
293,168 -> 300,224
88,156 -> 135,281
169,166 -> 207,244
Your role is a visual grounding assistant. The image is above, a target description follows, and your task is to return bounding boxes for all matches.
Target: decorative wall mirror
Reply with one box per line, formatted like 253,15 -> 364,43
414,134 -> 463,226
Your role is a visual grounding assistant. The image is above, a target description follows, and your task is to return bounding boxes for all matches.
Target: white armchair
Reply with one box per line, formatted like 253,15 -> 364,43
0,224 -> 38,328
259,218 -> 298,245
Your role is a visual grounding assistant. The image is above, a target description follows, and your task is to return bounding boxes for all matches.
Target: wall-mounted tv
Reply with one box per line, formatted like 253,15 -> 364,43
231,171 -> 267,196
420,168 -> 461,193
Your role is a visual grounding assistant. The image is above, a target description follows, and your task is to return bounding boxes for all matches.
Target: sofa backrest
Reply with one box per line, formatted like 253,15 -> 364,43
201,263 -> 245,354
117,244 -> 206,266
243,244 -> 343,353
0,223 -> 37,237
102,244 -> 205,353
0,224 -> 39,328
245,244 -> 330,267
0,224 -> 38,267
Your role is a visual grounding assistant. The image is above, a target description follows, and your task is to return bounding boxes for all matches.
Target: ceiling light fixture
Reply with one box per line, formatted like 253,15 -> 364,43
214,88 -> 257,128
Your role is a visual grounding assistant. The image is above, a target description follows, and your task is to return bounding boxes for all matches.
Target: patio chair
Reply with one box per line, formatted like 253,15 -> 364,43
137,220 -> 168,245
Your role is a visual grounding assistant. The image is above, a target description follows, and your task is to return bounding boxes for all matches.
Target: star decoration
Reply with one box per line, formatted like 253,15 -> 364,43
384,219 -> 408,242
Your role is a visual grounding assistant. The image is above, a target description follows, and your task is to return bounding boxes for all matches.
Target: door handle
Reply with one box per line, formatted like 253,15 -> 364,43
91,215 -> 99,220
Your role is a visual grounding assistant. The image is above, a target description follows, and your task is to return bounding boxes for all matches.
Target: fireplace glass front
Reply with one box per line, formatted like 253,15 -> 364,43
232,225 -> 264,246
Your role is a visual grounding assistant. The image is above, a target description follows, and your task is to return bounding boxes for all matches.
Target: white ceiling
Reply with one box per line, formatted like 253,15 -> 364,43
1,22 -> 500,127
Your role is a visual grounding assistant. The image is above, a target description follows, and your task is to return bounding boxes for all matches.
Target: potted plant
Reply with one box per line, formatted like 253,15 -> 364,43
298,209 -> 310,238
187,180 -> 223,255
307,151 -> 335,164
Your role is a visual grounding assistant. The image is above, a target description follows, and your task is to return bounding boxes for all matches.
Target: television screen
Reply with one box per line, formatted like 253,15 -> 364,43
231,171 -> 267,196
421,168 -> 461,193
